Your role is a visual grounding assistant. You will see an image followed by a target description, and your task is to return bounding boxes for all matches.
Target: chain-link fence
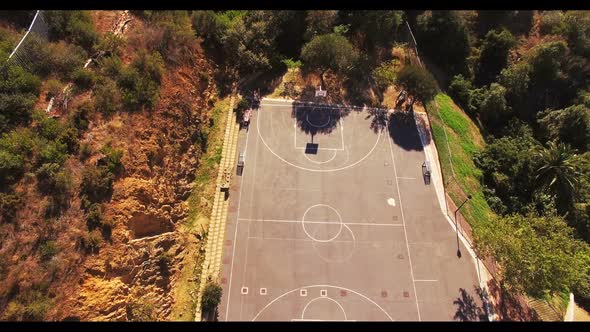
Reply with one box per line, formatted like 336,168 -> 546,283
6,10 -> 49,71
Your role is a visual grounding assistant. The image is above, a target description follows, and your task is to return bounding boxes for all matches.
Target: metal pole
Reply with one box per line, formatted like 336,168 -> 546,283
454,194 -> 472,258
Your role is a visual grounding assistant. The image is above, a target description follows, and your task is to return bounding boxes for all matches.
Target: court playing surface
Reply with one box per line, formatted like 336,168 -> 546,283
217,99 -> 482,321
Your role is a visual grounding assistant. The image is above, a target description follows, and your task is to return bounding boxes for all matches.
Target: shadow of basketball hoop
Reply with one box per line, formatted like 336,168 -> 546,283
304,143 -> 319,155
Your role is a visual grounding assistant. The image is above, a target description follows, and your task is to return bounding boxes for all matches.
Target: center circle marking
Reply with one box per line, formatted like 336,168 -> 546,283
302,204 -> 343,243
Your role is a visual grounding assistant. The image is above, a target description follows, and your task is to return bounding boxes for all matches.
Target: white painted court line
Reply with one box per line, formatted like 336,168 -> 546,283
414,279 -> 438,282
237,218 -> 403,227
291,319 -> 357,322
386,122 -> 422,321
256,105 -> 383,173
397,176 -> 417,180
225,111 -> 253,321
238,124 -> 262,320
252,284 -> 394,321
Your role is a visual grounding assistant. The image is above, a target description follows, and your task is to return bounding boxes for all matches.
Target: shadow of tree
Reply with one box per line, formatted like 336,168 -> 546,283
388,111 -> 424,151
486,280 -> 540,321
413,112 -> 432,146
366,108 -> 388,134
292,105 -> 352,138
453,287 -> 492,321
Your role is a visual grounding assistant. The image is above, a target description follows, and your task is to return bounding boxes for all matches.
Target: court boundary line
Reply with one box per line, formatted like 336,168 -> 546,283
251,284 -> 394,321
224,114 -> 253,321
386,121 -> 422,321
237,217 -> 403,227
257,104 -> 382,172
293,116 -> 345,151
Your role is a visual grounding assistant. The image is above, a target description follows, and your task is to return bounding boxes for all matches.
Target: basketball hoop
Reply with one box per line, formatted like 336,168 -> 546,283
315,85 -> 327,97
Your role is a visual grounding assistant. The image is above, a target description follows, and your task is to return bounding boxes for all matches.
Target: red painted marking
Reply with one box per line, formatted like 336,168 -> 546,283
381,290 -> 388,298
340,290 -> 347,297
225,240 -> 232,246
403,291 -> 410,298
223,258 -> 230,264
220,278 -> 227,284
228,206 -> 237,212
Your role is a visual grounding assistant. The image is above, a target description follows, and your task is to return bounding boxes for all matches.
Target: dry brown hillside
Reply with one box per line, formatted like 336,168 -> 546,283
0,11 -> 218,321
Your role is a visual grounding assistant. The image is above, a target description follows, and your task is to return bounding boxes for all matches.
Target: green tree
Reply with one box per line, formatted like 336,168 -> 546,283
475,28 -> 516,86
416,11 -> 471,76
372,60 -> 398,90
478,83 -> 511,128
45,10 -> 98,50
534,141 -> 582,212
94,78 -> 122,115
202,281 -> 223,313
395,64 -> 438,107
449,74 -> 474,112
0,64 -> 41,131
344,11 -> 404,53
304,10 -> 338,41
474,212 -> 590,298
538,105 -> 590,151
301,33 -> 358,86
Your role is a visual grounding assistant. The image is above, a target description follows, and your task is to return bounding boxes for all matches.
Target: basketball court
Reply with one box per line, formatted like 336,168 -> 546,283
217,98 -> 482,321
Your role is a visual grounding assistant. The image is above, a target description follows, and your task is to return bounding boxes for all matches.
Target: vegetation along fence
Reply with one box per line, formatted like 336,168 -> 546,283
5,10 -> 49,71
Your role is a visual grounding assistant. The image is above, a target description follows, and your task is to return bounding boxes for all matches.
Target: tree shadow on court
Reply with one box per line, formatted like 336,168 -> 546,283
366,108 -> 389,134
291,104 -> 353,139
388,111 -> 424,151
485,280 -> 541,321
453,287 -> 494,321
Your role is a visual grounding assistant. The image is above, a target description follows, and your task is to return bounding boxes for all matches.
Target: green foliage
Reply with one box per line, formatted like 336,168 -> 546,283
39,240 -> 58,262
372,60 -> 398,89
38,140 -> 68,166
94,32 -> 124,57
449,74 -> 473,111
304,10 -> 338,40
98,144 -> 124,176
69,101 -> 91,131
85,203 -> 103,230
79,143 -> 92,161
474,212 -> 590,298
281,58 -> 302,70
344,10 -> 404,52
118,51 -> 164,111
45,10 -> 99,50
477,83 -> 511,128
475,28 -> 516,86
475,131 -> 539,215
201,281 -> 222,312
36,162 -> 72,197
539,11 -> 566,36
0,128 -> 35,186
80,164 -> 114,206
127,296 -> 156,321
534,141 -> 582,213
45,79 -> 63,100
0,192 -> 24,223
93,78 -> 122,115
0,64 -> 41,131
416,11 -> 471,76
78,229 -> 102,254
99,55 -> 123,79
47,41 -> 87,81
301,33 -> 358,77
72,68 -> 97,92
395,64 -> 438,106
538,105 -> 590,151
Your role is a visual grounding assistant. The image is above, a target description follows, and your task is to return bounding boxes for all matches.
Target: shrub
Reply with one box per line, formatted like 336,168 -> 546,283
79,143 -> 92,161
38,140 -> 68,166
99,55 -> 123,79
80,165 -> 115,205
45,79 -> 63,101
47,41 -> 87,81
70,101 -> 92,131
72,68 -> 97,91
45,10 -> 99,50
0,149 -> 26,186
93,78 -> 122,115
39,240 -> 58,262
79,230 -> 102,254
201,281 -> 222,312
0,192 -> 24,223
98,144 -> 124,175
372,60 -> 397,89
94,32 -> 124,57
282,58 -> 302,69
85,203 -> 103,230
